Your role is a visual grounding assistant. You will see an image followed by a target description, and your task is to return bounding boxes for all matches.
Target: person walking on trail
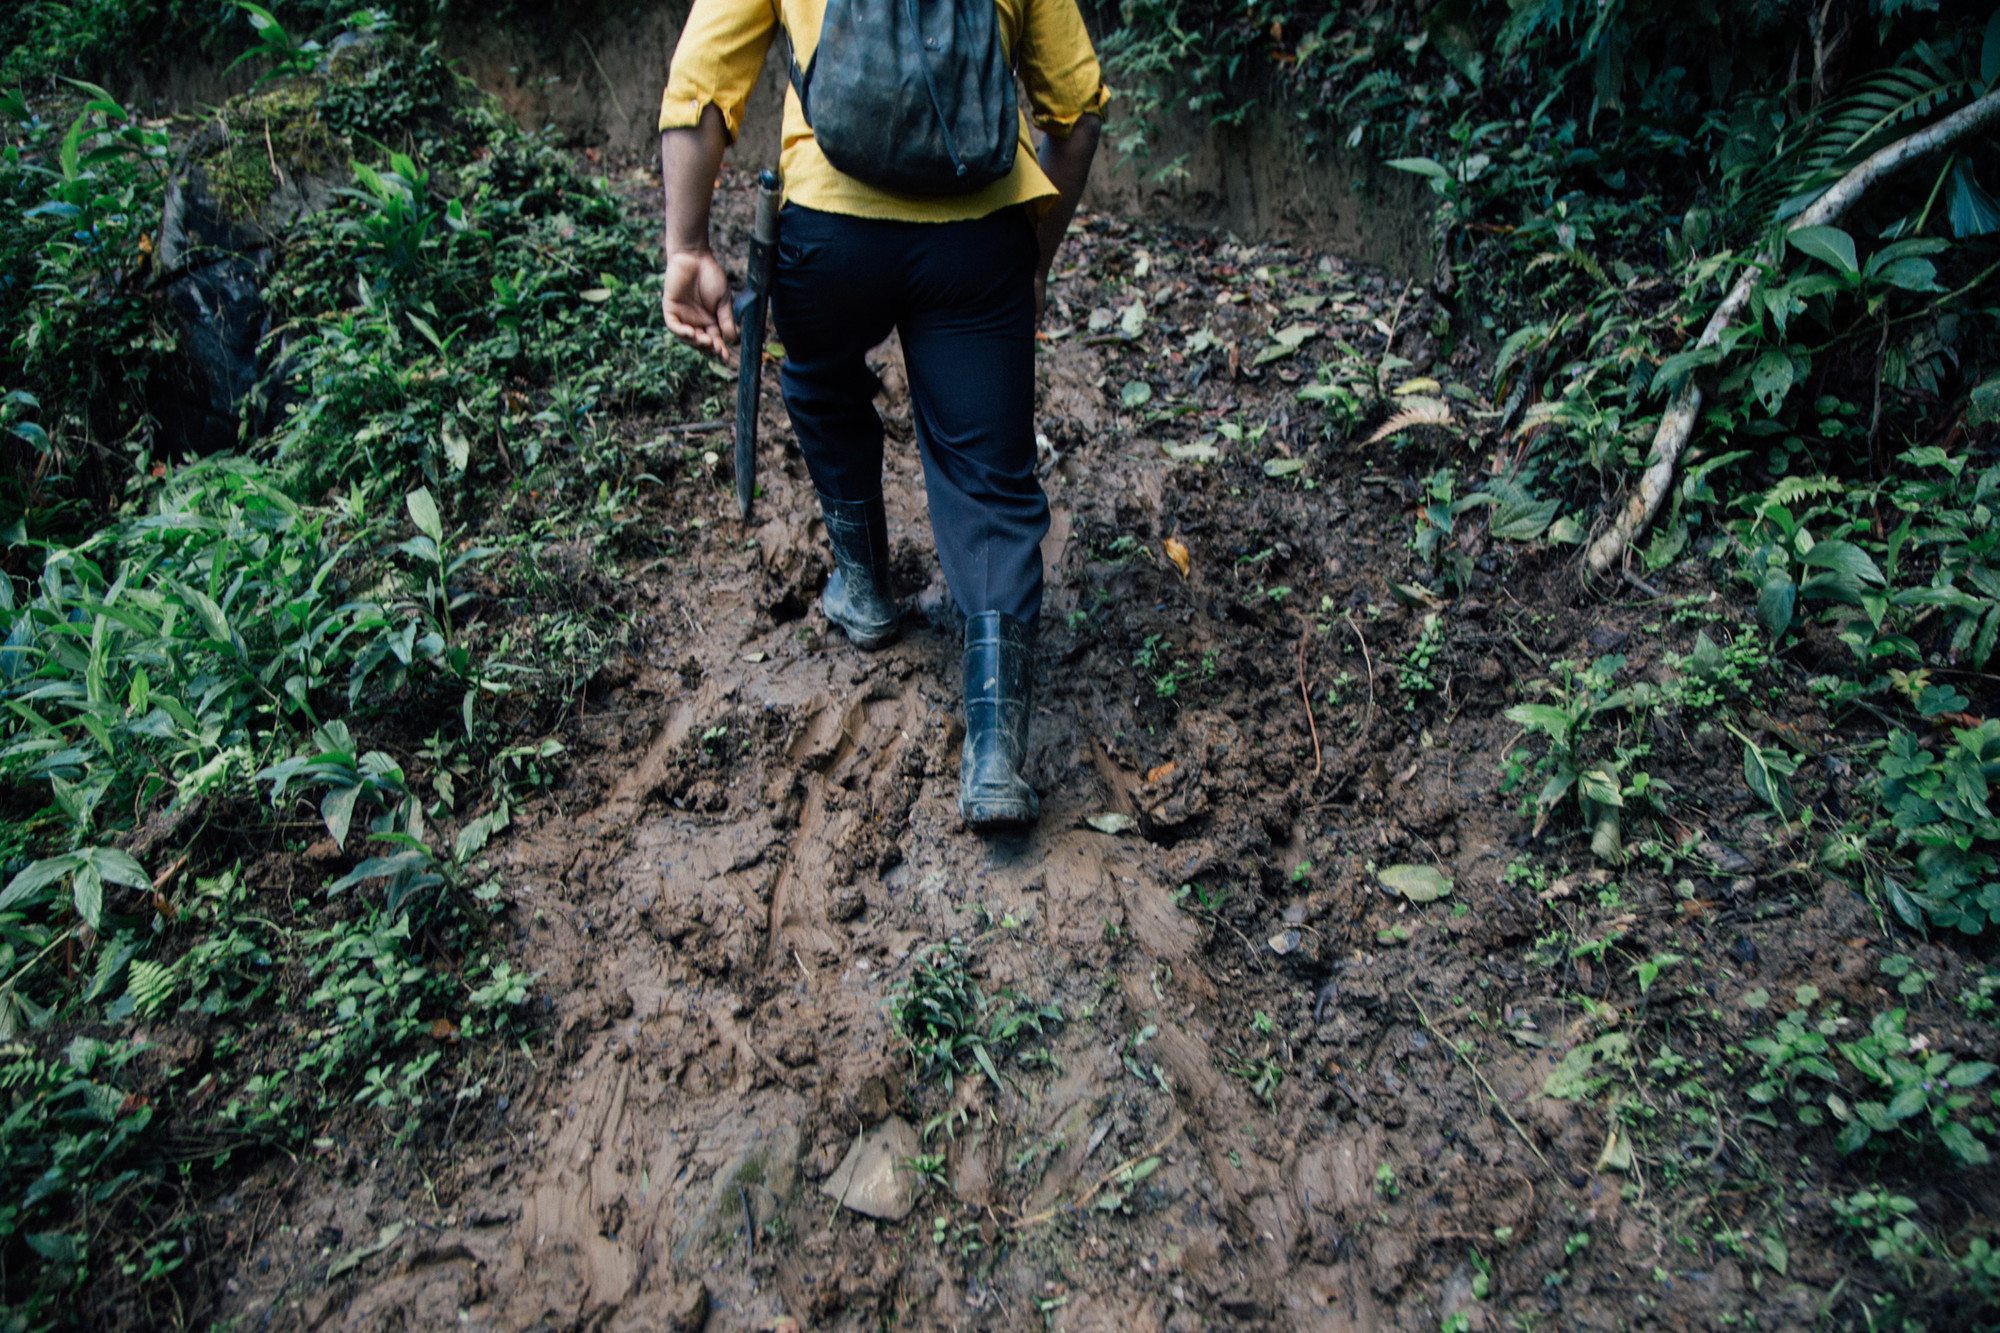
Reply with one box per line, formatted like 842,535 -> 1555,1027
657,0 -> 1106,832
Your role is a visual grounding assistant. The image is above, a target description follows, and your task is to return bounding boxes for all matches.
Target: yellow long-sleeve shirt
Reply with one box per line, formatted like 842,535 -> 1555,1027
660,0 -> 1109,223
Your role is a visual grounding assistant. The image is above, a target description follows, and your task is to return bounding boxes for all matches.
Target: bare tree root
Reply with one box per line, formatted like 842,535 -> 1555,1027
1584,85 -> 2000,577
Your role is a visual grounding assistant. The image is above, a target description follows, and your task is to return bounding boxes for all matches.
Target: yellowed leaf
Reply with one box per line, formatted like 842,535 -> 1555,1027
1163,536 -> 1191,579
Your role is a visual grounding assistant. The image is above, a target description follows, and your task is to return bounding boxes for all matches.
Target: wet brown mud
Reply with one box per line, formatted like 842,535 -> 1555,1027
215,166 -> 1998,1333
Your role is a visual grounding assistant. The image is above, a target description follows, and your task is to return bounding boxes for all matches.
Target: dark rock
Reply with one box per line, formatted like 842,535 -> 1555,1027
152,160 -> 275,456
1588,625 -> 1630,652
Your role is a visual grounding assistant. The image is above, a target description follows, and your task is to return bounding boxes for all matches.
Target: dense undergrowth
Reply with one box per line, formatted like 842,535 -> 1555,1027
0,8 -> 702,1325
1094,0 -> 2000,1323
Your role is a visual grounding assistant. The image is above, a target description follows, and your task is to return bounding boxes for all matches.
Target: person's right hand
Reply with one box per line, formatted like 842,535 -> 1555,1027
662,247 -> 737,363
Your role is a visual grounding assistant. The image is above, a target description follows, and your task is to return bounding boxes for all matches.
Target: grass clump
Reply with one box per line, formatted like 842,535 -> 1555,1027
888,940 -> 1062,1093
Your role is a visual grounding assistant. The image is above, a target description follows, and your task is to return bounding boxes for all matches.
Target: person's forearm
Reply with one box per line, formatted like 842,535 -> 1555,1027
661,104 -> 730,257
1034,113 -> 1101,278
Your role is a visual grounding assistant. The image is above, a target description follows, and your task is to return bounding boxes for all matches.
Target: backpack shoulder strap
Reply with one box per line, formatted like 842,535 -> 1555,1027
775,0 -> 808,100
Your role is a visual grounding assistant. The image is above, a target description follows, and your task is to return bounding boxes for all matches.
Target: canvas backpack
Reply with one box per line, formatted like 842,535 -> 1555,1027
786,0 -> 1018,196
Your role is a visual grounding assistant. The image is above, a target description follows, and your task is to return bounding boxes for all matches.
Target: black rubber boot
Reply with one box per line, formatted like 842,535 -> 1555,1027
959,612 -> 1039,829
819,493 -> 900,648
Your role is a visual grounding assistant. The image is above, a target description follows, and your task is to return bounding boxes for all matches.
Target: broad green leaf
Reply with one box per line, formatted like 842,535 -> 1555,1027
81,847 -> 150,889
71,862 -> 102,930
1579,767 -> 1624,808
1789,225 -> 1858,275
1749,351 -> 1794,415
1938,1121 -> 1991,1166
168,579 -> 235,650
0,852 -> 84,911
1742,740 -> 1795,817
1263,457 -> 1308,478
1086,813 -> 1135,834
1119,301 -> 1147,338
1386,156 -> 1451,181
322,783 -> 361,849
1798,539 -> 1883,586
1120,380 -> 1153,409
1486,478 -> 1558,541
405,488 -> 444,545
1885,1086 -> 1927,1121
1504,703 -> 1574,741
1947,1060 -> 1997,1087
1379,864 -> 1452,902
1870,257 -> 1942,292
1756,575 -> 1795,638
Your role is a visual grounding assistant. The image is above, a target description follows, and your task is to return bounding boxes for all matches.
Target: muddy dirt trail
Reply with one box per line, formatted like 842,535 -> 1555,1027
212,168 -> 1956,1333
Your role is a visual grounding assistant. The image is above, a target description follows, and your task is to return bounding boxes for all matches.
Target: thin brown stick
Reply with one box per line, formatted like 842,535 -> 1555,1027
1376,281 -> 1413,393
1344,615 -> 1376,713
1406,986 -> 1551,1171
1298,627 -> 1322,777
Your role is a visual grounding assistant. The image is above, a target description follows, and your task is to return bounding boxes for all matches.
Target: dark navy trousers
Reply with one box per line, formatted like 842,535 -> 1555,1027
772,204 -> 1050,628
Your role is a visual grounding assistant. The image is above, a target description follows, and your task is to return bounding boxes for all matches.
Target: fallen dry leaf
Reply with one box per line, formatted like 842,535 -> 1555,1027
1145,761 -> 1176,784
1163,536 -> 1191,578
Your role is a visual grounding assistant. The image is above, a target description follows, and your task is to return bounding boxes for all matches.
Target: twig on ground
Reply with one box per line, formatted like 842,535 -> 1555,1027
1298,627 -> 1322,777
1507,632 -> 1544,669
1376,281 -> 1413,393
1405,985 -> 1551,1172
1344,615 -> 1376,715
1622,568 -> 1666,600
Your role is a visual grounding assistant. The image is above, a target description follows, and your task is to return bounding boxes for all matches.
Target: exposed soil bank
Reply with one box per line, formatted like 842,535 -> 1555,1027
104,7 -> 1435,279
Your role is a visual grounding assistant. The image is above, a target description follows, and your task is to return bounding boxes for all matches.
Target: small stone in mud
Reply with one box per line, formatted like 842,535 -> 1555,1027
821,1117 -> 921,1221
1730,936 -> 1758,965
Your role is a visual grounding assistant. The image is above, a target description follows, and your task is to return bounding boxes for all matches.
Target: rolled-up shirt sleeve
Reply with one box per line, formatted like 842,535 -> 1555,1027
660,0 -> 779,138
1017,0 -> 1110,137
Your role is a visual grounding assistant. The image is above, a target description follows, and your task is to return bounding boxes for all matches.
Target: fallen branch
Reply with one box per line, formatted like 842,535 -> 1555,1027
1585,85 -> 2000,575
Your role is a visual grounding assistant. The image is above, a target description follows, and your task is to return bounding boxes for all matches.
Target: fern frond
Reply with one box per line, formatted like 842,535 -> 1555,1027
1364,398 -> 1454,444
1759,474 -> 1843,514
126,959 -> 176,1019
1757,59 -> 1972,223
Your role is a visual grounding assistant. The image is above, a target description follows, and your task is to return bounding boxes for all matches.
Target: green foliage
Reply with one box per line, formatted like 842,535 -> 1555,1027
1504,653 -> 1657,858
1831,1007 -> 1996,1165
1873,720 -> 2000,935
0,24 -> 709,1315
887,940 -> 1062,1093
1742,987 -> 1996,1165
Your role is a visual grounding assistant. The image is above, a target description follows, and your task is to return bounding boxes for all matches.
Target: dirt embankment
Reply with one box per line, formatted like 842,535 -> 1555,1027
215,167 -> 1996,1333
